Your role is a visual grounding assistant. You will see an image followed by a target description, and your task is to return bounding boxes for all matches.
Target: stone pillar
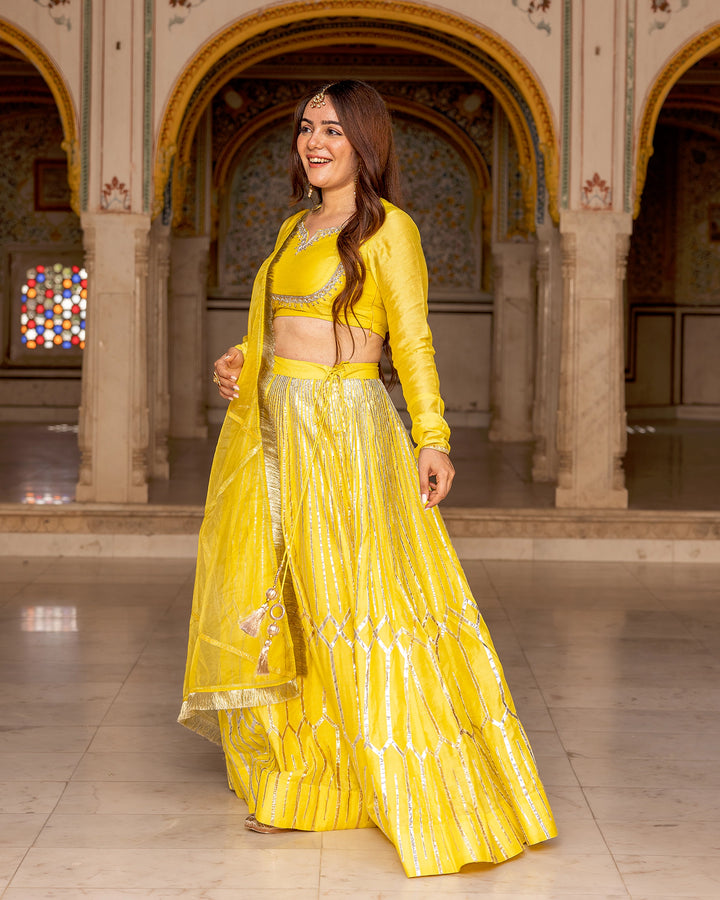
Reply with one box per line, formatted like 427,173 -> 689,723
531,223 -> 563,482
76,214 -> 151,502
147,220 -> 171,478
489,241 -> 536,442
555,211 -> 631,508
169,235 -> 210,438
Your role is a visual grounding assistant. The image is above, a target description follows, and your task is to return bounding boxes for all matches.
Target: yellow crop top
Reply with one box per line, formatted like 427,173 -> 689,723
236,200 -> 450,455
270,218 -> 387,337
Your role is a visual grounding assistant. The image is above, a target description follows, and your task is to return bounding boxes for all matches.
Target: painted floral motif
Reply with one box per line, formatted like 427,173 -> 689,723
582,173 -> 612,210
101,176 -> 130,211
169,0 -> 207,29
511,0 -> 552,34
33,0 -> 71,31
649,0 -> 690,33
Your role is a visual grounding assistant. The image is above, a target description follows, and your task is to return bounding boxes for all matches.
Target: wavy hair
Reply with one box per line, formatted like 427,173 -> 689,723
289,80 -> 402,367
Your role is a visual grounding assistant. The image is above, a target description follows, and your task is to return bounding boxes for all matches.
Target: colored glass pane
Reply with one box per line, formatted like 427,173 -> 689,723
20,263 -> 88,351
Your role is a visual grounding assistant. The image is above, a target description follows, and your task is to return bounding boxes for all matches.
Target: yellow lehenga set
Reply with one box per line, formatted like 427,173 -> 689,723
179,201 -> 557,877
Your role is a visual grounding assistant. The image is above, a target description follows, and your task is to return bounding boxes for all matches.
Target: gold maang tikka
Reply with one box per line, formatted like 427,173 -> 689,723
309,86 -> 328,108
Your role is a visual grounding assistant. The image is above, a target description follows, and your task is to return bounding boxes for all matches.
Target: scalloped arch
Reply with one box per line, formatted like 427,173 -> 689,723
154,0 -> 558,227
0,17 -> 80,214
635,25 -> 720,218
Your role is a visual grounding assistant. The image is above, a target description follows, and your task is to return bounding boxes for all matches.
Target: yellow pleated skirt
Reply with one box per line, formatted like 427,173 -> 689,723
218,356 -> 556,877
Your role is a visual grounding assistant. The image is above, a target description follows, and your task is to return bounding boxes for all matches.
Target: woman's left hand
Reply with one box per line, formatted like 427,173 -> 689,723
418,448 -> 455,509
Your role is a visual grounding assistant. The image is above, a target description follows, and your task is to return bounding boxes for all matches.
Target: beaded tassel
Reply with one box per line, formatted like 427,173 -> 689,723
238,587 -> 278,636
238,585 -> 286,674
256,616 -> 283,674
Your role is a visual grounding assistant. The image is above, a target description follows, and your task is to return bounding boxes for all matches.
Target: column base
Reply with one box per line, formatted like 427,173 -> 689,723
76,483 -> 148,504
489,421 -> 534,442
532,454 -> 555,483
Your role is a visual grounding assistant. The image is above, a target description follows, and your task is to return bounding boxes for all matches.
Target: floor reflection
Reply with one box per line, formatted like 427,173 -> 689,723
21,605 -> 78,632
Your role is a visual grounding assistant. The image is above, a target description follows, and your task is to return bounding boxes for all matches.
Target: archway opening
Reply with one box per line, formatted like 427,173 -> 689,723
0,36 -> 83,506
626,44 -> 720,509
152,32 -> 556,510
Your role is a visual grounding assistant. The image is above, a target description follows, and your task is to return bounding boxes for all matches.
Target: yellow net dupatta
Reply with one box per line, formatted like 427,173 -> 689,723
179,213 -> 305,744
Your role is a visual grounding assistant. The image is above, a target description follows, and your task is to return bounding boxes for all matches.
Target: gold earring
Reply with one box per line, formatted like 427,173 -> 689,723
307,183 -> 314,199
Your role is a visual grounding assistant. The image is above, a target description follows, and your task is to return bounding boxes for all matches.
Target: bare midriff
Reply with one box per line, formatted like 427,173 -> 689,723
273,315 -> 383,365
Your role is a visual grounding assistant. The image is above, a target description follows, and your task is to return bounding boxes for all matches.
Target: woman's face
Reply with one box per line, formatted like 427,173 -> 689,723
297,98 -> 358,198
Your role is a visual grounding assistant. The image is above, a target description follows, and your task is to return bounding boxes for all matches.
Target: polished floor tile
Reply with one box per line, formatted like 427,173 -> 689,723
0,850 -> 26,893
1,556 -> 720,897
11,847 -> 323,890
3,892 -> 320,899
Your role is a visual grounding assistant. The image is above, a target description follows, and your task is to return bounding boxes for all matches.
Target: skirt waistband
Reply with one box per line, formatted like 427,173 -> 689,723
273,356 -> 380,380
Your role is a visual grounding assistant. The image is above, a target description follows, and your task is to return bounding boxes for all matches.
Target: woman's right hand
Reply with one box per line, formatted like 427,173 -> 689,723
213,346 -> 243,401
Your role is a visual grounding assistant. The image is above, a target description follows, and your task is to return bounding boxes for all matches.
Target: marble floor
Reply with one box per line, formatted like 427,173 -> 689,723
1,556 -> 719,898
3,418 -> 720,509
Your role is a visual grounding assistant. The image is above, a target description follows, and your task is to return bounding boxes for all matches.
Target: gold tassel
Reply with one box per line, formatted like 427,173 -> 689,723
238,602 -> 268,637
238,586 -> 280,637
256,639 -> 272,675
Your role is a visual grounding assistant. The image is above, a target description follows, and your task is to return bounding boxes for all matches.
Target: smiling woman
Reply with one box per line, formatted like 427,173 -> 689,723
297,93 -> 359,201
179,80 -> 556,878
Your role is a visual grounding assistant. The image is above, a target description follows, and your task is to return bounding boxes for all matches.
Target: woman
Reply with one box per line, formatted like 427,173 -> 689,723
180,80 -> 556,877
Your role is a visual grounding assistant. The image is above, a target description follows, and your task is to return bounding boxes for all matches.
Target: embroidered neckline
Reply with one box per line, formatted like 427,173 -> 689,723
295,219 -> 342,254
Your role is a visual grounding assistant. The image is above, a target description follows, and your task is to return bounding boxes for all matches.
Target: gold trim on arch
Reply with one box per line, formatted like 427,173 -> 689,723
0,17 -> 80,214
169,30 -> 536,230
154,1 -> 558,226
634,25 -> 720,218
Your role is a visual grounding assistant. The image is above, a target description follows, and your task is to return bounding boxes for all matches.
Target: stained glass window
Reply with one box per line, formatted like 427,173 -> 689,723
20,263 -> 87,351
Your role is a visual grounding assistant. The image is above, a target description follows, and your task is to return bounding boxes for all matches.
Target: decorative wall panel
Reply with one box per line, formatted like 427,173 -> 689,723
676,131 -> 720,304
0,110 -> 81,245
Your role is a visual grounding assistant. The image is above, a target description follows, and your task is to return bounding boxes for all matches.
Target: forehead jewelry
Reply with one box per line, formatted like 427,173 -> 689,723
309,87 -> 327,108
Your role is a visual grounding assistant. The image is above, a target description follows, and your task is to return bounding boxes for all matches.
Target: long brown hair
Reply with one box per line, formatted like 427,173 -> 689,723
289,80 -> 402,365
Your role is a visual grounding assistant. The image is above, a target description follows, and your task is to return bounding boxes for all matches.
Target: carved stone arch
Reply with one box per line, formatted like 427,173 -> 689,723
153,0 -> 558,229
635,25 -> 720,217
0,17 -> 80,213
